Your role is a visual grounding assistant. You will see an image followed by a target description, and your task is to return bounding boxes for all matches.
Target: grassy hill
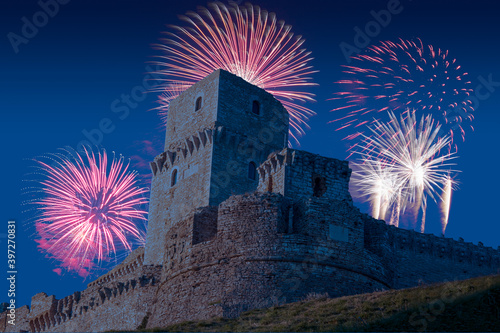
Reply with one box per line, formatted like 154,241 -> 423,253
138,274 -> 500,332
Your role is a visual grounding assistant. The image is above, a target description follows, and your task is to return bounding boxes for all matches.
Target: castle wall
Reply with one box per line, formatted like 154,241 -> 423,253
293,197 -> 365,248
165,71 -> 220,149
209,126 -> 276,206
146,193 -> 392,328
258,149 -> 353,204
144,190 -> 499,329
1,306 -> 29,333
146,70 -> 222,266
145,134 -> 214,265
364,217 -> 500,288
285,150 -> 352,203
4,191 -> 499,332
209,70 -> 288,205
1,248 -> 161,333
215,70 -> 288,142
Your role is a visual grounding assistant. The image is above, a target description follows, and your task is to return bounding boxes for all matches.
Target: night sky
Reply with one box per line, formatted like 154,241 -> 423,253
2,0 -> 499,308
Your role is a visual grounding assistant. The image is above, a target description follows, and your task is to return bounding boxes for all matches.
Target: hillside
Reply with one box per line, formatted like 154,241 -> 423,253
137,274 -> 500,332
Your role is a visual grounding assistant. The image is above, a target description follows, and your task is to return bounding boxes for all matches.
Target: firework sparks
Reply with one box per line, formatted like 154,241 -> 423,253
332,39 -> 474,151
350,160 -> 401,221
29,148 -> 148,277
351,109 -> 457,232
439,174 -> 455,235
154,82 -> 190,124
153,2 -> 317,144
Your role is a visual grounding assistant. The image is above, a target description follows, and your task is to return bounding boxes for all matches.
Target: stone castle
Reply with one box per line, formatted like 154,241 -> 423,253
2,69 -> 499,332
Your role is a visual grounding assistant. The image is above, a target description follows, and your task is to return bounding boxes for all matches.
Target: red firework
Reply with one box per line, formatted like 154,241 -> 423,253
152,2 -> 317,144
331,38 -> 474,151
33,148 -> 148,277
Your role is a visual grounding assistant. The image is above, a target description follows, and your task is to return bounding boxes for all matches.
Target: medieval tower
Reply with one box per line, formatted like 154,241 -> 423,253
145,69 -> 288,266
2,70 -> 499,332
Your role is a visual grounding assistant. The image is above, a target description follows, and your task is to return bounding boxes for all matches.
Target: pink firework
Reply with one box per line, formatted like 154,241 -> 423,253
331,38 -> 474,151
33,148 -> 148,277
153,2 -> 317,144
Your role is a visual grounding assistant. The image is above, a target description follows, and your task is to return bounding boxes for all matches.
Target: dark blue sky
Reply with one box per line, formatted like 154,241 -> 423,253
2,0 -> 499,307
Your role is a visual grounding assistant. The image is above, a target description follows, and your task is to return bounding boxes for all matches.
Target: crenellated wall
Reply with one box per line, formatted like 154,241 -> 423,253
364,217 -> 500,288
1,248 -> 161,333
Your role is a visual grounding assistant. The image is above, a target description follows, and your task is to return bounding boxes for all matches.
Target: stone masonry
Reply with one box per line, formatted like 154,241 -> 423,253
144,69 -> 288,266
2,69 -> 499,332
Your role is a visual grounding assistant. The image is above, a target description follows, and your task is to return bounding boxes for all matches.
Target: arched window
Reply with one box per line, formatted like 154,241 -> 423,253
252,100 -> 260,115
248,162 -> 257,180
195,97 -> 203,111
171,169 -> 178,187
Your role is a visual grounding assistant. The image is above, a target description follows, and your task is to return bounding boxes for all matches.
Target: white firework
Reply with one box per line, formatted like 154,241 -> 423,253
351,109 -> 458,232
351,160 -> 401,222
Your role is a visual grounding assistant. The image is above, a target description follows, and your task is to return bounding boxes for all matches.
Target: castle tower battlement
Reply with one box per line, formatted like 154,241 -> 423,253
144,69 -> 289,266
257,148 -> 353,204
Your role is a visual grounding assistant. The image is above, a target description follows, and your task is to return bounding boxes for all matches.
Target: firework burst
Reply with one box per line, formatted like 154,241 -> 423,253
27,148 -> 148,277
332,38 -> 474,151
153,2 -> 317,144
350,109 -> 458,232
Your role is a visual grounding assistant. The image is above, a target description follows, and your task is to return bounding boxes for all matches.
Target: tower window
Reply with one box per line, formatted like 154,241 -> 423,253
248,162 -> 257,180
195,97 -> 203,111
252,100 -> 260,115
313,175 -> 327,197
171,169 -> 178,187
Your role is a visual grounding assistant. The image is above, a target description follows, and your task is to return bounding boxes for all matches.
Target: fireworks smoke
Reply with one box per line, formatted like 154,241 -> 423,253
27,148 -> 148,277
332,39 -> 473,151
153,2 -> 317,144
351,109 -> 457,231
